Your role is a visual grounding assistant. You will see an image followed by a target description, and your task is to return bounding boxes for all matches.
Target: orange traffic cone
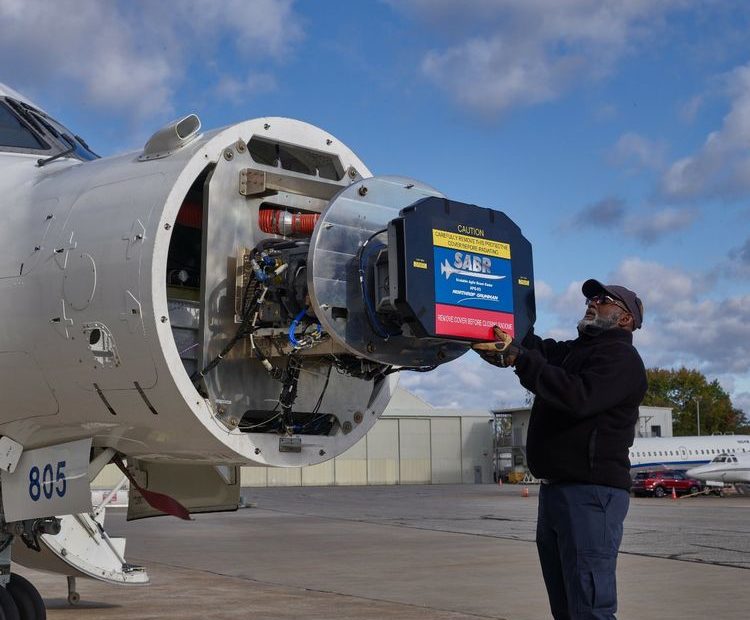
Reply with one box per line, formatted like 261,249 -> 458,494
671,486 -> 678,500
521,487 -> 529,498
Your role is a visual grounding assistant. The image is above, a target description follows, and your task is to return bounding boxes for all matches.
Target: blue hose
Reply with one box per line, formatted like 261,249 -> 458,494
289,309 -> 321,348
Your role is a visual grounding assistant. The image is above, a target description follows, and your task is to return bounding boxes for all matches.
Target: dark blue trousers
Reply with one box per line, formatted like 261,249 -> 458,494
536,483 -> 629,620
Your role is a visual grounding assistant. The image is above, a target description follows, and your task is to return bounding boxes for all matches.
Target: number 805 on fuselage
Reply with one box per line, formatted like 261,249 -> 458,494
1,439 -> 92,522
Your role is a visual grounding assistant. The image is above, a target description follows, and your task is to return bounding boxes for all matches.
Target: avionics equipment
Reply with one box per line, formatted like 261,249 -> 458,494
0,83 -> 534,612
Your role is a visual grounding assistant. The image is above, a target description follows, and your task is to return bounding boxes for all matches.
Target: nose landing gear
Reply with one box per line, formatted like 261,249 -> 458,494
0,574 -> 45,620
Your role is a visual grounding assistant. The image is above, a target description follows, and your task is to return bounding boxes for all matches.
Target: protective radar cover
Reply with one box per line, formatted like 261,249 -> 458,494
389,197 -> 535,342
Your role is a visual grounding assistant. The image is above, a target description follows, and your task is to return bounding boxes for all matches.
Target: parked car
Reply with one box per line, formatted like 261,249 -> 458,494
631,470 -> 703,497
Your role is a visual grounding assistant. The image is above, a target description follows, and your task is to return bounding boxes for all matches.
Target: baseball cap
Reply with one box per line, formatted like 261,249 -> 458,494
582,279 -> 644,329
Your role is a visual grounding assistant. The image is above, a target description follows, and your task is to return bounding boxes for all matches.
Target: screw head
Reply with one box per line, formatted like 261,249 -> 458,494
342,421 -> 353,434
223,149 -> 234,161
160,316 -> 168,323
358,186 -> 368,196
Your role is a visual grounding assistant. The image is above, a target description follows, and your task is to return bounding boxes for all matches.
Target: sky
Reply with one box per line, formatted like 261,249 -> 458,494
2,0 -> 750,414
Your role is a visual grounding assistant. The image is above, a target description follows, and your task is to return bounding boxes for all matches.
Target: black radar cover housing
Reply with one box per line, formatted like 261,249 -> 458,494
387,197 -> 535,343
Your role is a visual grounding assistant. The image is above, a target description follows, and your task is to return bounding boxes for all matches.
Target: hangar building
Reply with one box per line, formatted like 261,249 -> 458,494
240,387 -> 494,487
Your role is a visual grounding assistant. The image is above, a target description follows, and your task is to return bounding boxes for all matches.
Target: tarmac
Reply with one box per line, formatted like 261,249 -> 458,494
15,484 -> 750,620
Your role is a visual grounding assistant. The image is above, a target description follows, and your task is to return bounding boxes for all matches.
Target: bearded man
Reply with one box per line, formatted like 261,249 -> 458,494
474,279 -> 647,620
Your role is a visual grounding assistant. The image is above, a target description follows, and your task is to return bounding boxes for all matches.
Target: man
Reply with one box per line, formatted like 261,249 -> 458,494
474,279 -> 647,620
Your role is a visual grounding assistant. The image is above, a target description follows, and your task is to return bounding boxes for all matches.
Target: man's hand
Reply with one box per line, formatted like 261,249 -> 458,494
472,326 -> 524,367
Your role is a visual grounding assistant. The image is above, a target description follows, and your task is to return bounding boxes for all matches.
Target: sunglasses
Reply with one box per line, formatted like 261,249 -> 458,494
586,294 -> 629,312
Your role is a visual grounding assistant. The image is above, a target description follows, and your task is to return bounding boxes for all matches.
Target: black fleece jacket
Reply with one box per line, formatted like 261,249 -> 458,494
514,328 -> 647,490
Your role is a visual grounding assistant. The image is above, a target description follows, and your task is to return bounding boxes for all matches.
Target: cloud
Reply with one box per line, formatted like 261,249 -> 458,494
604,258 -> 750,376
679,94 -> 704,124
611,257 -> 707,311
723,237 -> 750,279
215,73 -> 278,103
734,391 -> 750,416
566,197 -> 626,229
661,61 -> 750,201
621,207 -> 699,243
609,132 -> 667,172
562,198 -> 697,243
399,354 -> 528,410
0,0 -> 301,122
643,294 -> 750,376
388,0 -> 685,116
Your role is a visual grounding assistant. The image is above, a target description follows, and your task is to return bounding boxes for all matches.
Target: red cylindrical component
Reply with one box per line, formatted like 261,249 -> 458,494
259,209 -> 319,237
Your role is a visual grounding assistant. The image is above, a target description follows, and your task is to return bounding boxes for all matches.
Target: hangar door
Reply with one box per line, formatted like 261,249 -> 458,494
400,418 -> 431,484
334,438 -> 368,485
367,418 -> 399,484
430,418 -> 462,483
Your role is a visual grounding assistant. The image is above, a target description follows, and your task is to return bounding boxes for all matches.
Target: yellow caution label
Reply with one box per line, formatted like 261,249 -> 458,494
432,229 -> 510,259
413,259 -> 428,270
517,277 -> 530,286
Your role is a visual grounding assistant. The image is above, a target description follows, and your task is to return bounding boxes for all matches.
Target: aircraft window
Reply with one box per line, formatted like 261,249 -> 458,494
26,107 -> 97,161
0,101 -> 48,149
5,98 -> 97,161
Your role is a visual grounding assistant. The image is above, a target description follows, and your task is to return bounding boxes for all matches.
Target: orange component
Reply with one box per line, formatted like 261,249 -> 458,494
176,200 -> 203,229
259,209 -> 319,237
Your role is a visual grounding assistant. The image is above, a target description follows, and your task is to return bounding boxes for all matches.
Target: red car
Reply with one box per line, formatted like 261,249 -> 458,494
631,470 -> 703,497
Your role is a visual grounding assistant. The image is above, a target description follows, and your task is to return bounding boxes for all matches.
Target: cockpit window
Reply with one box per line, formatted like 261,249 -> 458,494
0,97 -> 97,161
26,105 -> 98,161
0,101 -> 48,150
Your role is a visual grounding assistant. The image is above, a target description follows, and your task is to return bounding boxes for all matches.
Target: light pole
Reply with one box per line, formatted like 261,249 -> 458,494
695,399 -> 701,436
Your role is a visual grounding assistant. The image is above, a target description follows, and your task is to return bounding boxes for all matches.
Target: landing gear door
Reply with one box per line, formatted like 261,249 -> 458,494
12,512 -> 150,586
126,461 -> 241,521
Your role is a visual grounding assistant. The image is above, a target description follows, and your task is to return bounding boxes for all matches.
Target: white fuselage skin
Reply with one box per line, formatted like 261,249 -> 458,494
0,118 -> 396,467
629,435 -> 750,470
686,453 -> 750,484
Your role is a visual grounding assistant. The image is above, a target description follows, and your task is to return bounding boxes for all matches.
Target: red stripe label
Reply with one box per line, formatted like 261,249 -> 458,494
435,304 -> 515,340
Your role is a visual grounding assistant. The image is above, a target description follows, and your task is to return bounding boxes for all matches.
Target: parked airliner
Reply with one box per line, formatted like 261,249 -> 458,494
629,435 -> 750,469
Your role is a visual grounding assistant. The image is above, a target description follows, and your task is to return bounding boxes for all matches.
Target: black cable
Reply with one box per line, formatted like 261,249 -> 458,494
190,275 -> 262,383
311,363 -> 334,415
357,228 -> 401,340
279,356 -> 303,429
382,364 -> 438,376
